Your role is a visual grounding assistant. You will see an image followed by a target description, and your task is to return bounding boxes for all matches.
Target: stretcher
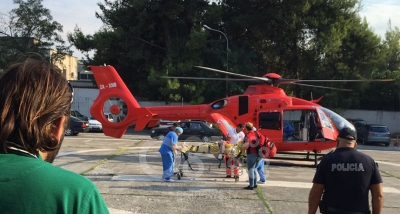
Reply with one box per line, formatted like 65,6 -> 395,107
175,141 -> 246,182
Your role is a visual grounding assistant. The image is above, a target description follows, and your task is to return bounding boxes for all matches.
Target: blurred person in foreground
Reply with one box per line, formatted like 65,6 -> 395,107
308,128 -> 383,214
0,58 -> 109,214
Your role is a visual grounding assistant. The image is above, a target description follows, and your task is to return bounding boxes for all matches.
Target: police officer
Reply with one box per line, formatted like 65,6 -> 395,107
308,127 -> 383,214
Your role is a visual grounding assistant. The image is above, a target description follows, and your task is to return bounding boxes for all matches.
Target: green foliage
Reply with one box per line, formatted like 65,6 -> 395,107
0,0 -> 71,69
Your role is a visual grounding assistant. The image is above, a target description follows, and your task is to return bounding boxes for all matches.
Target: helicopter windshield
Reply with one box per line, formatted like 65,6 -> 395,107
319,107 -> 355,131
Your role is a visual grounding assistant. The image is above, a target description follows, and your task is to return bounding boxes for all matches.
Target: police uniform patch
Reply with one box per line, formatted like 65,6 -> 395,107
331,163 -> 364,171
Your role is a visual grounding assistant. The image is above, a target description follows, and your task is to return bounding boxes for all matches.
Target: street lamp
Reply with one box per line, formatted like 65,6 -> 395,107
203,24 -> 229,97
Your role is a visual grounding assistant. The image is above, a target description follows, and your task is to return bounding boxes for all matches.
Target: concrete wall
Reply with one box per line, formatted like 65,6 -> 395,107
71,88 -> 99,117
341,110 -> 400,134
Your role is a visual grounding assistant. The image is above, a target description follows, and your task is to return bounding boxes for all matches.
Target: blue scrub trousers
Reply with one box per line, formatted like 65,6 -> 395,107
257,158 -> 266,182
161,152 -> 174,180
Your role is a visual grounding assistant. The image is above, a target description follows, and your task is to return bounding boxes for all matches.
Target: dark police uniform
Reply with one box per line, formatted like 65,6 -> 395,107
313,148 -> 382,214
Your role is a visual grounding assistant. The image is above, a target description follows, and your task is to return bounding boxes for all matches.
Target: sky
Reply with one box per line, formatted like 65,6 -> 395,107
1,0 -> 400,59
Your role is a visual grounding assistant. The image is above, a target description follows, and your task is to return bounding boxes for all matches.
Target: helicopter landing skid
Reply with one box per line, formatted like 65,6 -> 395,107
272,150 -> 328,167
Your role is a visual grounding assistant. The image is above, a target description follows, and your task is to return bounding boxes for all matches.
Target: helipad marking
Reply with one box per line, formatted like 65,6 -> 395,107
376,161 -> 400,167
111,174 -> 248,184
108,208 -> 134,214
57,147 -> 160,157
111,175 -> 400,194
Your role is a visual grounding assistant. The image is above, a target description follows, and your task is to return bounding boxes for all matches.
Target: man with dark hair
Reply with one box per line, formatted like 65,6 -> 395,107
0,58 -> 109,213
308,127 -> 383,214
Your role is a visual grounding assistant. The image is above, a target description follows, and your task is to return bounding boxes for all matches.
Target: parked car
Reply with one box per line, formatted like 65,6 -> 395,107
358,124 -> 391,146
65,116 -> 89,136
346,118 -> 367,139
88,116 -> 102,132
150,120 -> 222,142
71,110 -> 89,121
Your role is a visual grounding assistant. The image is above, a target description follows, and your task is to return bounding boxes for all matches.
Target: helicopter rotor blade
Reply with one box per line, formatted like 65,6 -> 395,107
290,83 -> 353,91
297,79 -> 394,82
161,76 -> 256,81
194,66 -> 271,83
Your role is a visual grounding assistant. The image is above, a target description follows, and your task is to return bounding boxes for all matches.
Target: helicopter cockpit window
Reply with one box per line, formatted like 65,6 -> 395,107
316,108 -> 334,131
319,107 -> 355,131
259,112 -> 281,130
211,100 -> 227,109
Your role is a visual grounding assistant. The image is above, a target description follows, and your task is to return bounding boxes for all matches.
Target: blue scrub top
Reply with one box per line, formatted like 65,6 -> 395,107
283,121 -> 294,136
159,131 -> 178,154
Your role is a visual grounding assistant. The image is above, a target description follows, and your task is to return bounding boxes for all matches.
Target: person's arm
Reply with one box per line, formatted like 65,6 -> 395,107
171,134 -> 178,155
308,183 -> 324,214
370,183 -> 383,214
226,130 -> 232,142
171,144 -> 177,155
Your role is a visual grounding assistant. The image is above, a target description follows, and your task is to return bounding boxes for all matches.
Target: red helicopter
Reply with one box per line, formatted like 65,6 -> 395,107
88,65 -> 393,164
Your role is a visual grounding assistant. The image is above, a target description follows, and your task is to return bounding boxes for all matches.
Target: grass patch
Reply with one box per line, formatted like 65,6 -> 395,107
80,148 -> 129,175
133,140 -> 143,146
380,170 -> 400,180
255,187 -> 274,214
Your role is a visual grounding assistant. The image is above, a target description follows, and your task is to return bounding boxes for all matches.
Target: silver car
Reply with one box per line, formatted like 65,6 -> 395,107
359,124 -> 391,146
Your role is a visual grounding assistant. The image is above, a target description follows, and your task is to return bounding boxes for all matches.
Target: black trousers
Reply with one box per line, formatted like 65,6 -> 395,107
323,207 -> 369,214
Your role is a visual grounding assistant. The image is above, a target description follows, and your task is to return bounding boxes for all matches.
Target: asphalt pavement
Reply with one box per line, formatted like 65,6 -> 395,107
54,130 -> 400,214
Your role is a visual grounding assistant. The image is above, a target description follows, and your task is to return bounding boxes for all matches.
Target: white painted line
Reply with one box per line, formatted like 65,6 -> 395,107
376,161 -> 400,167
65,137 -> 136,141
108,208 -> 134,214
265,180 -> 312,188
383,187 -> 400,194
110,175 -> 400,194
57,149 -> 114,157
57,147 -> 162,157
111,174 -> 248,184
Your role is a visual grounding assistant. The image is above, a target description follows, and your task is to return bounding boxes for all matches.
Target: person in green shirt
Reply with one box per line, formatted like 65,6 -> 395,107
0,58 -> 109,214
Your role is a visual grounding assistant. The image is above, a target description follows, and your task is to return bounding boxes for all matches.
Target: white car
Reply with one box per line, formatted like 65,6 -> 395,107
88,117 -> 102,131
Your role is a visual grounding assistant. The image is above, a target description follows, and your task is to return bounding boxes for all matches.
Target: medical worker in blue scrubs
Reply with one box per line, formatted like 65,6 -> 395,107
159,127 -> 183,182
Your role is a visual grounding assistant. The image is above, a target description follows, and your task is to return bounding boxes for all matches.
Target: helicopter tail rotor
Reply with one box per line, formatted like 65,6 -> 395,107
89,65 -> 155,138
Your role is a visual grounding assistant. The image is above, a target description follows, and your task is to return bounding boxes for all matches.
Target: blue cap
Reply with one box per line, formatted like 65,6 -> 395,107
175,127 -> 183,134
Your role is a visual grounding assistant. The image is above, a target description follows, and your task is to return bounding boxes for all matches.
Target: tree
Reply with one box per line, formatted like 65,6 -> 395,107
0,0 -> 71,69
382,20 -> 400,72
69,0 -> 399,111
69,0 -> 214,103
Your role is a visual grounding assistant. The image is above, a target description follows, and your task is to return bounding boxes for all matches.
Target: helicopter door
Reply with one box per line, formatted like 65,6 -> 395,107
316,108 -> 335,141
209,113 -> 236,137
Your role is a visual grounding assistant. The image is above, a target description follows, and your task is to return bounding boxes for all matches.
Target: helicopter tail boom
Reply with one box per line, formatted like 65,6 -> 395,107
89,65 -> 155,138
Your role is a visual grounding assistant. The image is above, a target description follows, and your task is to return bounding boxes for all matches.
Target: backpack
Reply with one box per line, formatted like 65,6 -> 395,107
255,131 -> 277,159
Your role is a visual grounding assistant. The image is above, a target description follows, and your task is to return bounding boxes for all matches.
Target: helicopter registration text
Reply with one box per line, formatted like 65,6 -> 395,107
99,82 -> 117,90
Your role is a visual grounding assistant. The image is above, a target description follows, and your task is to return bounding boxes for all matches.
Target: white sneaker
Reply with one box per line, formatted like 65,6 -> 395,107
258,181 -> 266,184
164,178 -> 174,182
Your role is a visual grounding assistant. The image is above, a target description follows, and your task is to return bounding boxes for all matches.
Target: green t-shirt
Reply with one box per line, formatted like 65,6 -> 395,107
0,151 -> 109,214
